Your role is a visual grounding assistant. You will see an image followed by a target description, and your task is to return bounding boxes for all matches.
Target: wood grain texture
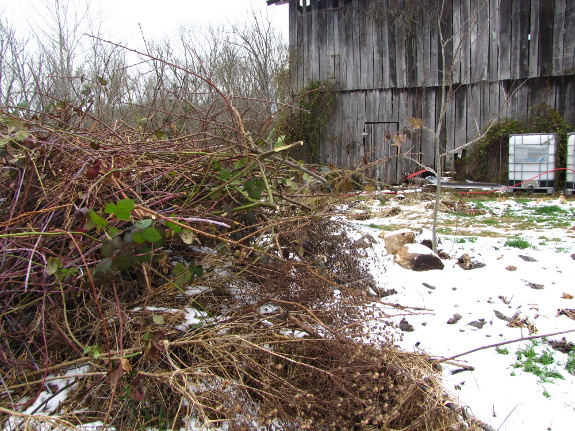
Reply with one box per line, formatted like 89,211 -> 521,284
284,0 -> 575,184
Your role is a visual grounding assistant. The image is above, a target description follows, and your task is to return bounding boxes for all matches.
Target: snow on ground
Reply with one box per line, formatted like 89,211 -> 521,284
347,193 -> 575,431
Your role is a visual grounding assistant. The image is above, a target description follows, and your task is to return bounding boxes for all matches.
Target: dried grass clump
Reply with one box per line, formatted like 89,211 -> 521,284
1,72 -> 484,430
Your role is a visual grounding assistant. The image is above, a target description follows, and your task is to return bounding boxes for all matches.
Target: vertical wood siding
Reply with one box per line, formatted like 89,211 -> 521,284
286,0 -> 575,183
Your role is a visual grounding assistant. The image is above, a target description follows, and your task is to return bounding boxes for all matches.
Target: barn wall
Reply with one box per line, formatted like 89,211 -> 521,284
287,0 -> 575,183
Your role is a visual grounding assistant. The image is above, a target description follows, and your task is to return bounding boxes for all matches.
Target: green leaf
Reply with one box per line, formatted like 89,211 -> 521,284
154,130 -> 165,140
165,220 -> 182,233
89,211 -> 109,227
152,314 -> 165,325
115,209 -> 131,221
133,219 -> 153,230
101,241 -> 117,258
46,256 -> 63,276
190,263 -> 203,278
142,227 -> 163,242
285,178 -> 299,191
233,159 -> 246,170
132,231 -> 146,244
83,345 -> 101,359
117,198 -> 135,213
14,130 -> 29,142
57,266 -> 79,282
274,135 -> 286,148
254,179 -> 266,191
104,202 -> 117,215
107,225 -> 121,237
219,169 -> 231,181
247,187 -> 262,200
96,75 -> 108,86
112,251 -> 135,271
173,262 -> 187,275
174,271 -> 192,288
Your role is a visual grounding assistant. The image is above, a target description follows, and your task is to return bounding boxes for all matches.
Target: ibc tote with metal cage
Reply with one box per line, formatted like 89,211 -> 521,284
566,133 -> 574,195
508,133 -> 556,194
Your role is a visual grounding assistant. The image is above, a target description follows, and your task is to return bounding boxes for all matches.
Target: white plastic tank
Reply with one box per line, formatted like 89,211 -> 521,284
567,133 -> 574,195
508,134 -> 556,193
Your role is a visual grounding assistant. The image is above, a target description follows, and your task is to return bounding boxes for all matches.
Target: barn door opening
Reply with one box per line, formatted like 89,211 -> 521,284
363,122 -> 400,186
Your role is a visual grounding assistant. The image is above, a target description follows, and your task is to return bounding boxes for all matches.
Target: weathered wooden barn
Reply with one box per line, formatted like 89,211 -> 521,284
267,0 -> 575,184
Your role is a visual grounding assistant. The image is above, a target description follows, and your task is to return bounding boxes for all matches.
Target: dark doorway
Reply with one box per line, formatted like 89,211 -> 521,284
363,122 -> 400,185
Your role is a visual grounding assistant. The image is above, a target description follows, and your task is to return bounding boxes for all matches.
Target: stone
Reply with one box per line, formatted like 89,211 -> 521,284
457,253 -> 485,270
399,318 -> 414,332
468,319 -> 486,329
527,282 -> 544,290
506,265 -> 517,271
379,228 -> 416,255
354,235 -> 375,249
394,243 -> 444,271
519,255 -> 538,262
447,313 -> 462,324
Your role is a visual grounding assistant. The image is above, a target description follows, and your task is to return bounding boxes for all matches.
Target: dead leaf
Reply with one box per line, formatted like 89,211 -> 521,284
86,159 -> 102,180
391,134 -> 405,153
158,254 -> 171,274
557,309 -> 575,320
108,361 -> 126,390
130,373 -> 145,402
562,293 -> 574,300
408,117 -> 424,130
179,229 -> 196,245
143,330 -> 166,363
120,357 -> 132,373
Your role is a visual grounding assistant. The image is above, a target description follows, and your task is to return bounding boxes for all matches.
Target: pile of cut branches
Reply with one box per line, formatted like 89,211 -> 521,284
1,75 -> 483,430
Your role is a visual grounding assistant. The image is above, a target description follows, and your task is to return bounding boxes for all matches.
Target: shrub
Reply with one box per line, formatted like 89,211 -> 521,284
504,237 -> 532,249
467,104 -> 572,185
275,80 -> 336,163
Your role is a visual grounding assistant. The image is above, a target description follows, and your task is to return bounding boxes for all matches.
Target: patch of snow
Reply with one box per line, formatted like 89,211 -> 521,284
355,197 -> 575,431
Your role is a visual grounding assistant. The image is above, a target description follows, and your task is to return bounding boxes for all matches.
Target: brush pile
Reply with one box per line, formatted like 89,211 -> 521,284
1,79 -> 484,430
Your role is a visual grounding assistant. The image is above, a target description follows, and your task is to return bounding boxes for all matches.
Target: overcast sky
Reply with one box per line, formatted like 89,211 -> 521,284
1,0 -> 288,43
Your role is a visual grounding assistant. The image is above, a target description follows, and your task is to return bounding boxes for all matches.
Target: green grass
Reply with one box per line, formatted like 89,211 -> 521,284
504,237 -> 532,249
513,341 -> 566,385
455,237 -> 478,243
449,211 -> 480,218
367,223 -> 394,231
481,218 -> 501,226
533,205 -> 569,215
566,351 -> 575,376
473,202 -> 489,211
437,227 -> 454,234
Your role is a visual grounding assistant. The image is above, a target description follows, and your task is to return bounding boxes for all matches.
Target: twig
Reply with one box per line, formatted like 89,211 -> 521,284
435,328 -> 575,363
